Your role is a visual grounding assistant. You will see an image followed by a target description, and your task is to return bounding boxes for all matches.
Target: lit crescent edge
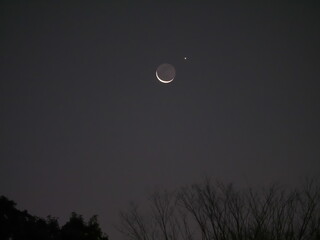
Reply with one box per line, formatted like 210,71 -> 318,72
156,70 -> 174,84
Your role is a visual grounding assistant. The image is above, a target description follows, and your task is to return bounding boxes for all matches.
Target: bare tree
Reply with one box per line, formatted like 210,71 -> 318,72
117,203 -> 150,240
117,178 -> 320,240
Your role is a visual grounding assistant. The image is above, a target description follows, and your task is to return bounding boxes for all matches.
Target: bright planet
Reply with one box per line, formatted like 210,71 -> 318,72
156,63 -> 176,83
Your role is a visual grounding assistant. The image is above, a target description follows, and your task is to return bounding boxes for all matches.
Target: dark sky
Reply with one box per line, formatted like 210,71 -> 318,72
1,1 -> 320,239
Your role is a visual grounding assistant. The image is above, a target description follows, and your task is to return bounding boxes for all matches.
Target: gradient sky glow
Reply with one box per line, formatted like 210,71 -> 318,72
1,2 -> 320,239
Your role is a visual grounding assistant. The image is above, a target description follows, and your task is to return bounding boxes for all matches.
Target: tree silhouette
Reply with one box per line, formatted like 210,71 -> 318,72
117,179 -> 320,240
0,196 -> 108,240
61,212 -> 108,240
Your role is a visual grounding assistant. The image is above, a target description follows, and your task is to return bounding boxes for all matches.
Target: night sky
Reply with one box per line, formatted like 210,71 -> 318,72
1,2 -> 320,239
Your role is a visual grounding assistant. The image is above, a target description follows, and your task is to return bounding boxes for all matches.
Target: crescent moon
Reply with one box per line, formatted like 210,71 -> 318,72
156,70 -> 174,84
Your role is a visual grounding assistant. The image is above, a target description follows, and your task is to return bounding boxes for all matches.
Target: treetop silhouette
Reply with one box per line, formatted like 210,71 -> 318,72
0,196 -> 108,240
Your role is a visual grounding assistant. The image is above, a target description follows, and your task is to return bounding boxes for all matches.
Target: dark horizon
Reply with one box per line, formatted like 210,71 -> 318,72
1,2 -> 320,239
2,177 -> 320,240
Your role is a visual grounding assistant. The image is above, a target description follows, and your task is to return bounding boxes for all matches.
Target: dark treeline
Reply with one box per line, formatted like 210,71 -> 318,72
117,178 -> 320,240
0,196 -> 108,240
2,179 -> 320,240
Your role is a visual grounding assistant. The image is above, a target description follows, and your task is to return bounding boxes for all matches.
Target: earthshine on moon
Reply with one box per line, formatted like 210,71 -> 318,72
156,63 -> 175,84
